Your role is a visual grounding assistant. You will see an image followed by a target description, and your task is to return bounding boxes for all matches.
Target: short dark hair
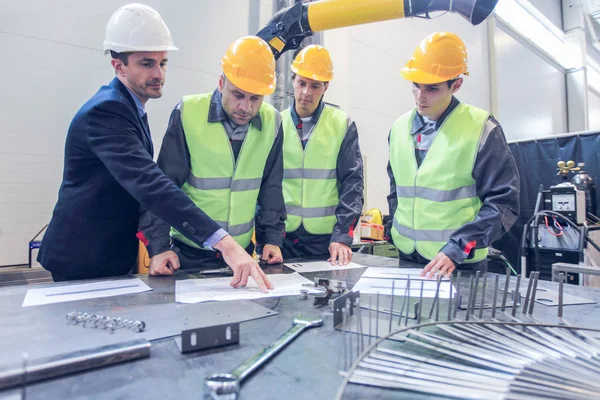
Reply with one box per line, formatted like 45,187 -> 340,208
447,78 -> 459,88
110,50 -> 130,66
291,72 -> 329,85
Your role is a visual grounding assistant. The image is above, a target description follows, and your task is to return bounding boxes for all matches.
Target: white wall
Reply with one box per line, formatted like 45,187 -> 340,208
528,0 -> 563,30
494,25 -> 568,140
589,90 -> 600,130
0,0 -> 254,266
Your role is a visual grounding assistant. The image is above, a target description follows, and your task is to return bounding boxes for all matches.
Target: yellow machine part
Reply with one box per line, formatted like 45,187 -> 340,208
308,0 -> 405,32
137,241 -> 150,275
361,208 -> 383,226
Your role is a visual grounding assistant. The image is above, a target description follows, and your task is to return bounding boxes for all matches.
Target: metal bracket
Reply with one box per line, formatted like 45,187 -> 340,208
180,323 -> 240,353
311,278 -> 348,307
332,291 -> 360,329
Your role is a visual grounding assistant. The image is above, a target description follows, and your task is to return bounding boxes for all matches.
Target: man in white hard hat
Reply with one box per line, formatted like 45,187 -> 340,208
38,4 -> 274,293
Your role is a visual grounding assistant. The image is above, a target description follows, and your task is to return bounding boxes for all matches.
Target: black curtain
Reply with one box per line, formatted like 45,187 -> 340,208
495,132 -> 600,270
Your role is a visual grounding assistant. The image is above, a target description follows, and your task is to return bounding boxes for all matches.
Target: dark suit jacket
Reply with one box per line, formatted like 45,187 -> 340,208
38,78 -> 222,280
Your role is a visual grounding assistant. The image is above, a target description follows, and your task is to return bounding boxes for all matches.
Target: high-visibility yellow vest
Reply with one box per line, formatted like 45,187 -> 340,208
170,93 -> 278,249
282,105 -> 348,234
389,103 -> 489,263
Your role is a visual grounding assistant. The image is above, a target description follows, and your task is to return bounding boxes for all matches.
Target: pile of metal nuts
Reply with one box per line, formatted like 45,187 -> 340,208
65,311 -> 145,333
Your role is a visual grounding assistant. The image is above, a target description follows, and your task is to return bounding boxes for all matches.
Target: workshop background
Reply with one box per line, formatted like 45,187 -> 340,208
1,0 -> 600,268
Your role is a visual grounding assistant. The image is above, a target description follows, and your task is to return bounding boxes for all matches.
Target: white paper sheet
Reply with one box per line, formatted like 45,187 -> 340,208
361,267 -> 450,281
22,278 -> 152,307
175,272 -> 321,304
284,261 -> 368,273
352,277 -> 456,299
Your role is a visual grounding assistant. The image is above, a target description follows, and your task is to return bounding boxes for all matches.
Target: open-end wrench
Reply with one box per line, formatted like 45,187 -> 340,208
205,315 -> 323,399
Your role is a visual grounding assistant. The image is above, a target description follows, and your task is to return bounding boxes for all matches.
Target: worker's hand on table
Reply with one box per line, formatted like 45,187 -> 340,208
214,235 -> 274,293
261,244 -> 283,264
149,250 -> 180,276
328,242 -> 352,266
420,252 -> 456,278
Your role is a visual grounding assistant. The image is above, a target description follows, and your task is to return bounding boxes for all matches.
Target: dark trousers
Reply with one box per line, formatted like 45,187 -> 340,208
281,236 -> 330,260
172,239 -> 254,270
51,272 -> 71,282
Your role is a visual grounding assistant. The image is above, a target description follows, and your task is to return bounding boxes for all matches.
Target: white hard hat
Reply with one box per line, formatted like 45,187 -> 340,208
103,3 -> 178,54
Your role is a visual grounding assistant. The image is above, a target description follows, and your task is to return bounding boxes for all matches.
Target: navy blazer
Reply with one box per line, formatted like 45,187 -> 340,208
38,78 -> 222,280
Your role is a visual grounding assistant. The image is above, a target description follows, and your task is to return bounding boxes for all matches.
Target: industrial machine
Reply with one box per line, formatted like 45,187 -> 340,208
256,0 -> 499,58
522,161 -> 600,283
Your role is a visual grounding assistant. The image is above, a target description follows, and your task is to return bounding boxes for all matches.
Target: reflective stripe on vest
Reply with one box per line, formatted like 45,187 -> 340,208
282,105 -> 347,234
389,103 -> 489,263
170,93 -> 278,249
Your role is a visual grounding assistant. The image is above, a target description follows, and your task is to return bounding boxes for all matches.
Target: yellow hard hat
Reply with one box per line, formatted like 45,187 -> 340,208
400,32 -> 469,84
291,45 -> 334,82
221,36 -> 276,95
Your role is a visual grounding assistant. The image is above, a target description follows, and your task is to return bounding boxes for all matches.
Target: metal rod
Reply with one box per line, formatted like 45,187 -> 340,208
471,270 -> 481,316
0,340 -> 151,391
397,276 -> 408,326
491,275 -> 499,319
401,335 -> 520,373
347,300 -> 353,368
511,275 -> 521,317
528,271 -> 539,315
357,360 -> 510,392
404,276 -> 411,327
428,275 -> 442,319
435,275 -> 441,322
417,281 -> 424,326
375,292 -> 380,339
388,280 -> 395,334
453,271 -> 461,319
343,300 -> 348,370
357,298 -> 364,354
465,275 -> 474,321
368,296 -> 372,345
558,273 -> 565,319
438,326 -> 531,361
478,274 -> 487,319
374,348 -> 513,380
409,330 -> 526,367
522,271 -> 535,314
455,324 -> 542,358
448,274 -> 454,321
349,371 -> 504,400
501,266 -> 511,311
359,359 -> 509,390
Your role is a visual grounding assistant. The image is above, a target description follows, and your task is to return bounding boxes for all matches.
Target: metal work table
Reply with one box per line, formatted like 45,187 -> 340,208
2,254 -> 600,400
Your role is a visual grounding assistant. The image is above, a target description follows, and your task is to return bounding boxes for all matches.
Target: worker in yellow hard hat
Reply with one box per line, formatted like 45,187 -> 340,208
264,44 -> 364,265
40,5 -> 272,288
386,32 -> 520,278
139,36 -> 284,288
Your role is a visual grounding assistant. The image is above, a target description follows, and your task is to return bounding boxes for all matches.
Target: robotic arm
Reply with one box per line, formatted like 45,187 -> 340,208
257,0 -> 499,59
